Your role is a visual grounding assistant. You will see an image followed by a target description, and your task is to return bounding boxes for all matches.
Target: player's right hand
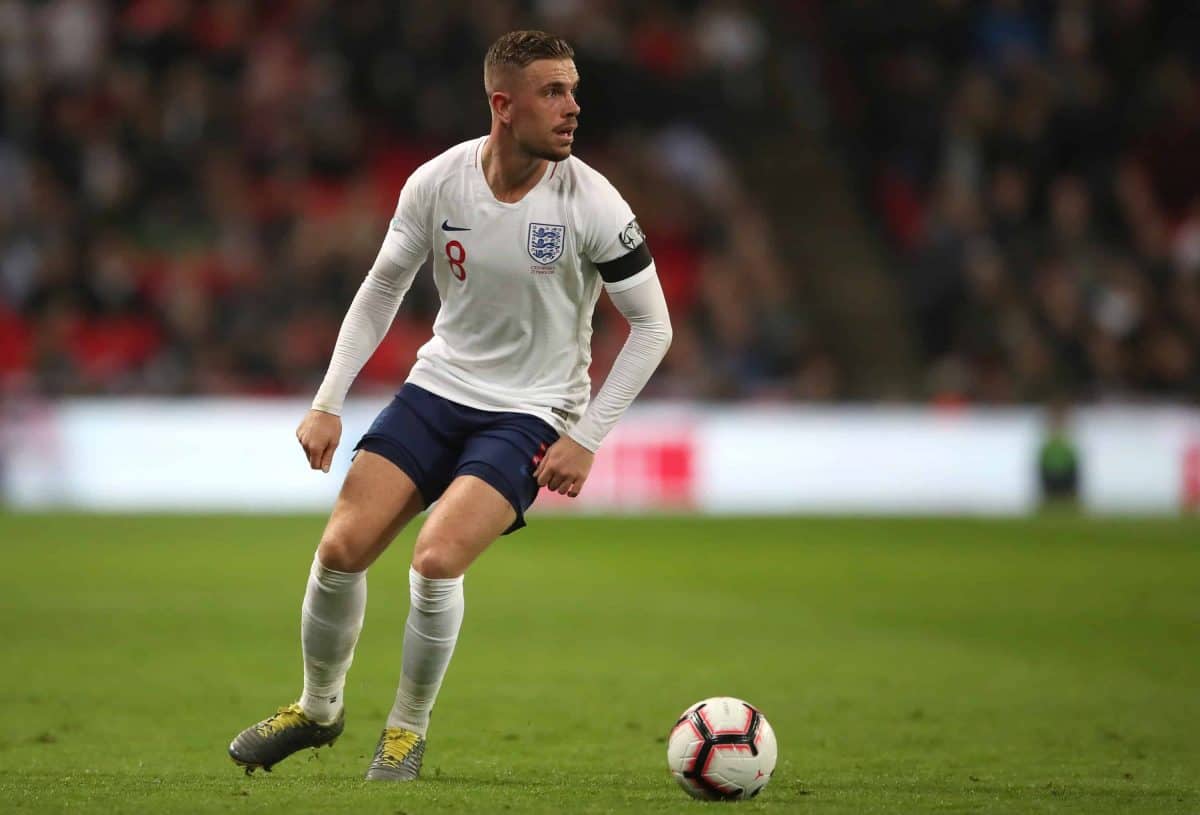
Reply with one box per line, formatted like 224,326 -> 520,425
296,409 -> 342,473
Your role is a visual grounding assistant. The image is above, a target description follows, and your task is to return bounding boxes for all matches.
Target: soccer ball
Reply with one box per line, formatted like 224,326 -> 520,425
666,696 -> 777,800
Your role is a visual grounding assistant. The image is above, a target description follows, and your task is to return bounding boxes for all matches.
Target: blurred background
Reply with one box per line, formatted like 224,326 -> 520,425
1,0 -> 1198,514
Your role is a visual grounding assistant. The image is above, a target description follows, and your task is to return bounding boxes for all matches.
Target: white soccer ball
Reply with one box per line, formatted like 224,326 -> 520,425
666,696 -> 778,800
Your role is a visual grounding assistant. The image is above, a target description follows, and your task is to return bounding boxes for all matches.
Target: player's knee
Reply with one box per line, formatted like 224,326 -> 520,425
411,533 -> 465,579
317,530 -> 368,573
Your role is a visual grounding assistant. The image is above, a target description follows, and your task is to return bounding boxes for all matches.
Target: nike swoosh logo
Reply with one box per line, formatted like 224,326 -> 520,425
441,220 -> 471,231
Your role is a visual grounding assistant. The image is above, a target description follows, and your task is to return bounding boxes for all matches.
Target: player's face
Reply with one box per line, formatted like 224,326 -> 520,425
511,59 -> 580,162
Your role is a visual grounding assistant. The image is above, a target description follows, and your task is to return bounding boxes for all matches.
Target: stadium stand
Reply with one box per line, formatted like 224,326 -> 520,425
2,1 -> 1196,403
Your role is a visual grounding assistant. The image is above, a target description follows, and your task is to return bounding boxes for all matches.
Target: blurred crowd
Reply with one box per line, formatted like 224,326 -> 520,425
0,0 -> 815,403
5,0 -> 1197,407
827,0 -> 1200,401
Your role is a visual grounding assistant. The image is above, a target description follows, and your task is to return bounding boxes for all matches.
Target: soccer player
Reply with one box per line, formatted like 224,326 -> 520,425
228,30 -> 672,781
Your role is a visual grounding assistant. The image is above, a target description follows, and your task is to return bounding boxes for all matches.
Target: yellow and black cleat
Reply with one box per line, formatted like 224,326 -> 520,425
228,703 -> 344,775
364,727 -> 426,781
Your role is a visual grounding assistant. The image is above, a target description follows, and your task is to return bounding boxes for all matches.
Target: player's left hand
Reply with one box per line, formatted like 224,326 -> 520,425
533,435 -> 594,498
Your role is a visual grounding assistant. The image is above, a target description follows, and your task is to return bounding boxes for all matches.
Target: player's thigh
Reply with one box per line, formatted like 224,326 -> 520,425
318,450 -> 425,572
411,475 -> 517,579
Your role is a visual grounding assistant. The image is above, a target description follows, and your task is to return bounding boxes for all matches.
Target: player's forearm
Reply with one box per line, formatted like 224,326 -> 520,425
567,269 -> 672,451
311,250 -> 420,415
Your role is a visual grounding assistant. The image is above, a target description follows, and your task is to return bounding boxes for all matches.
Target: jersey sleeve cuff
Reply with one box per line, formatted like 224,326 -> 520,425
310,388 -> 344,416
565,425 -> 600,453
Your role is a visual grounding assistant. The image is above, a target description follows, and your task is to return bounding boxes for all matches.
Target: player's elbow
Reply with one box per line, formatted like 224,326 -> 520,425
650,316 -> 673,361
658,317 -> 674,354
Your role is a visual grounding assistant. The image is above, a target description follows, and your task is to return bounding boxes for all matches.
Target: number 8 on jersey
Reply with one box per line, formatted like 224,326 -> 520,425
445,241 -> 467,281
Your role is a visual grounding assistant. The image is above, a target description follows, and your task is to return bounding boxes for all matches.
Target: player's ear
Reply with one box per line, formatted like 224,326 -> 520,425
490,90 -> 513,125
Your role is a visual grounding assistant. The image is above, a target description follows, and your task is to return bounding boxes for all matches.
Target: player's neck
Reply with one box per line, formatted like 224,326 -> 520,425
480,134 -> 548,204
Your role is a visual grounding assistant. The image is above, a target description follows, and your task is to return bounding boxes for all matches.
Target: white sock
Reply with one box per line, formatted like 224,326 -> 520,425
299,554 -> 366,724
386,567 -> 465,736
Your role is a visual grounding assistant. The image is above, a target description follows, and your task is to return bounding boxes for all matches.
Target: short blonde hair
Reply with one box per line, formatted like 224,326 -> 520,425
484,30 -> 574,93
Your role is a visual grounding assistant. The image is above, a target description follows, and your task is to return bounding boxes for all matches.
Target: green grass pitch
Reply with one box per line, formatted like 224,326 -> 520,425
1,513 -> 1197,813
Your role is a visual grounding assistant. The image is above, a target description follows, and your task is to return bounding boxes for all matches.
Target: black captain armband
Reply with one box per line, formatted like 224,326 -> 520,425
596,241 -> 653,284
597,242 -> 652,283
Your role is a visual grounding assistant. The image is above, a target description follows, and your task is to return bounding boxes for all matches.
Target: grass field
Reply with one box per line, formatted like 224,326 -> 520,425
0,513 -> 1197,814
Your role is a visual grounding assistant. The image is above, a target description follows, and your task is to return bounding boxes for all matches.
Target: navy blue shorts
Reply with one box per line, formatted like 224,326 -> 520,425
353,383 -> 560,534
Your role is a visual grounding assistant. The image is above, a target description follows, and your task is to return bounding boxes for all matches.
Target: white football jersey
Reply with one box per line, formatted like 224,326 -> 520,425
378,137 -> 653,432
